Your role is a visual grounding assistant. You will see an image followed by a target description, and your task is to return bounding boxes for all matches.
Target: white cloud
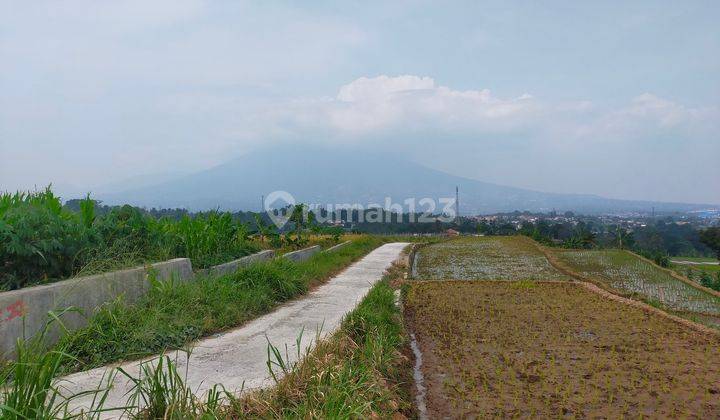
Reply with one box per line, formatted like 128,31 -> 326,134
275,75 -> 540,135
581,93 -> 720,144
337,75 -> 435,102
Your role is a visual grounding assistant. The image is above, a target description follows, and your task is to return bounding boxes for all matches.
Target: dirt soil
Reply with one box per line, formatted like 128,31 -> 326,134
404,281 -> 720,418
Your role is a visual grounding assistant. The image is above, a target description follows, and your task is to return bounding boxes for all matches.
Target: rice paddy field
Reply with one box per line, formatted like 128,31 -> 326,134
414,236 -> 571,281
554,249 -> 720,317
405,281 -> 720,418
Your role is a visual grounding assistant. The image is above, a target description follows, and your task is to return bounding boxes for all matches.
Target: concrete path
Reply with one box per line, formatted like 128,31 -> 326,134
671,260 -> 719,265
57,242 -> 409,417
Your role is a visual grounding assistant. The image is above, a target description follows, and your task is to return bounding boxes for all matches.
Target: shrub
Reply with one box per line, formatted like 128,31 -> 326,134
1,187 -> 259,289
0,188 -> 99,290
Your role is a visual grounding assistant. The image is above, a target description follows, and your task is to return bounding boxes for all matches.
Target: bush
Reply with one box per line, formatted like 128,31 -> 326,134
637,249 -> 670,268
0,188 -> 99,290
699,272 -> 720,291
1,187 -> 258,290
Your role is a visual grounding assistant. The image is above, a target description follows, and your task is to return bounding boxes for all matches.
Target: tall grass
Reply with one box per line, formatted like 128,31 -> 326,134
0,312 -> 113,419
118,352 -> 229,419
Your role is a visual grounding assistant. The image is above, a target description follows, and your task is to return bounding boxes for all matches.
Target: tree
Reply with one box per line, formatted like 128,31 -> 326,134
699,227 -> 720,260
615,227 -> 634,250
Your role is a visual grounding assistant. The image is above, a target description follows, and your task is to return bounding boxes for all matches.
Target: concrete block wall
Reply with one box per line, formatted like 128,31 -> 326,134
199,250 -> 275,277
282,245 -> 321,262
323,241 -> 351,253
0,247 -> 330,358
0,258 -> 192,358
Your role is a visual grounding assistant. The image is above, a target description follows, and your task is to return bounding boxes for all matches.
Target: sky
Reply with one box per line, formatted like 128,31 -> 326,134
1,0 -> 719,204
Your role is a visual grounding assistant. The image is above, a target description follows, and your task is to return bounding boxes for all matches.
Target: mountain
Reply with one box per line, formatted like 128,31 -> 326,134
97,146 -> 714,214
94,170 -> 191,194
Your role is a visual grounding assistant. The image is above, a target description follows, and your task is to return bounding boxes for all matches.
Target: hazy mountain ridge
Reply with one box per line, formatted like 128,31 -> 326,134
97,147 -> 715,214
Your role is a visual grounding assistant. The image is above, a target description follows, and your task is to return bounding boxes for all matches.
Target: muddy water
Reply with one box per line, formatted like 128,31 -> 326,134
409,333 -> 428,420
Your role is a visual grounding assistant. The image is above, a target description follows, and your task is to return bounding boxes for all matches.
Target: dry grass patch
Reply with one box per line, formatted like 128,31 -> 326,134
415,236 -> 571,281
404,281 -> 720,418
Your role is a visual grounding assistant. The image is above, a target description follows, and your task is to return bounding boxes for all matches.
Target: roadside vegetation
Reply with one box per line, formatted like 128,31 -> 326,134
56,236 -> 387,373
405,280 -> 720,418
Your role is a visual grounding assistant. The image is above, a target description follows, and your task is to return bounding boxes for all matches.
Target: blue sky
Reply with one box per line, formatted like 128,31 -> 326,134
1,0 -> 719,203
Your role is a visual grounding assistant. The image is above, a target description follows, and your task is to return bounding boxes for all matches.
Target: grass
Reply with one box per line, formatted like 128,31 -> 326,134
0,313 -> 114,419
404,281 -> 720,418
414,236 -> 571,281
555,249 -> 720,316
225,266 -> 412,418
56,236 -> 387,373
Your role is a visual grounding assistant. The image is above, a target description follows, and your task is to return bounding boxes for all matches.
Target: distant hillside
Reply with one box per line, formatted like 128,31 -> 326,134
97,146 -> 714,214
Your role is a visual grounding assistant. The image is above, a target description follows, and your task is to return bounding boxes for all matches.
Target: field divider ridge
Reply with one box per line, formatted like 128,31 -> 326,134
578,281 -> 720,337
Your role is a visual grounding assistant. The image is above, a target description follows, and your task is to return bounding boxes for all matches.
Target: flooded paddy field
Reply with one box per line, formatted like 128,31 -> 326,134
414,236 -> 571,281
404,281 -> 720,418
555,249 -> 720,317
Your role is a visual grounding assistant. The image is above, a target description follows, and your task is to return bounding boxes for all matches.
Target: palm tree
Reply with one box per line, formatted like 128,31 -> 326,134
615,226 -> 633,250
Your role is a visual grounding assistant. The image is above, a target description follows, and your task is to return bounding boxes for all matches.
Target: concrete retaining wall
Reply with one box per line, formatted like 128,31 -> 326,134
198,250 -> 275,277
0,258 -> 193,358
282,245 -> 321,262
407,243 -> 428,279
323,241 -> 351,253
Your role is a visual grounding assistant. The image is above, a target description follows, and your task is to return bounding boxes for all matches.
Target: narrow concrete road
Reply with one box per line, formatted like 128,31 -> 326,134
671,260 -> 719,265
58,242 -> 409,417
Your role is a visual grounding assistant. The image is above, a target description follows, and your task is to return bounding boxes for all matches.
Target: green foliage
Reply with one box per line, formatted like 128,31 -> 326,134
254,213 -> 281,246
637,249 -> 670,268
78,194 -> 96,229
699,271 -> 720,291
1,187 -> 258,290
699,227 -> 720,260
282,232 -> 309,250
161,211 -> 255,268
0,188 -> 100,290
